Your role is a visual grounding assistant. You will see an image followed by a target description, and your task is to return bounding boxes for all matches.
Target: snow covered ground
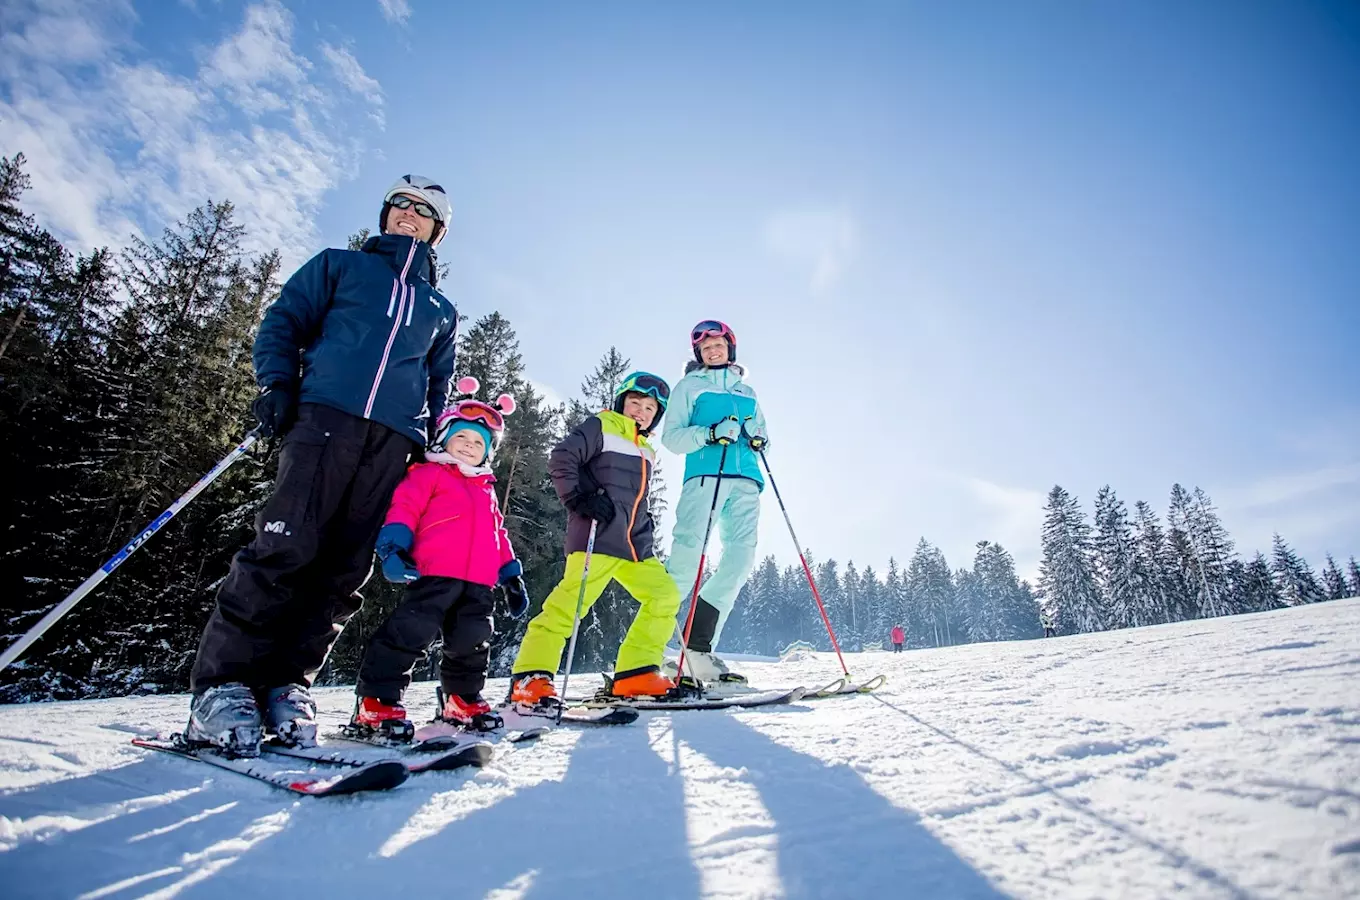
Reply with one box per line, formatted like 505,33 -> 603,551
1,600 -> 1358,899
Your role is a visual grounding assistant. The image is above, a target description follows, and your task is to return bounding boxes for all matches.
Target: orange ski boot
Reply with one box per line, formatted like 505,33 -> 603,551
509,673 -> 559,709
610,670 -> 676,699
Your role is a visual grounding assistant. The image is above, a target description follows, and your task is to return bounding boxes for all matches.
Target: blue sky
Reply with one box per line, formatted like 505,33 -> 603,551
3,0 -> 1357,581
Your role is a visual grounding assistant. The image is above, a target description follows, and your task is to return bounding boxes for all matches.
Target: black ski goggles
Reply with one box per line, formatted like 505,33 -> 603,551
389,194 -> 440,221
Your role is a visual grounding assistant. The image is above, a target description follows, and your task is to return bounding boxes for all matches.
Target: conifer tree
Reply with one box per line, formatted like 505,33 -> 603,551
1165,484 -> 1201,621
1271,534 -> 1324,606
1321,554 -> 1349,601
1131,501 -> 1175,624
1186,487 -> 1237,617
1348,557 -> 1360,599
1092,486 -> 1151,629
1240,552 -> 1283,612
1038,485 -> 1104,633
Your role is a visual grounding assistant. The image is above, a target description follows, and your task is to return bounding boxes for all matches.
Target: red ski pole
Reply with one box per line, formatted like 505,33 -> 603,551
756,448 -> 851,680
675,442 -> 729,686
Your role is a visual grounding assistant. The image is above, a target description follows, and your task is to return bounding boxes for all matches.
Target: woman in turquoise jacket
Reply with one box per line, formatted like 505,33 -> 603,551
662,320 -> 769,683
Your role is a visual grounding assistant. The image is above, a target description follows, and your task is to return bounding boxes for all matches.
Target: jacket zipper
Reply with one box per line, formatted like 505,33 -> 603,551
364,241 -> 419,419
626,427 -> 647,562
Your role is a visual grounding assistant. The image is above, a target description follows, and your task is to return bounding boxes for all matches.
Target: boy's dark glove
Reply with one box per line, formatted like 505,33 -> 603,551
252,383 -> 297,438
375,523 -> 420,584
498,561 -> 529,618
566,490 -> 616,526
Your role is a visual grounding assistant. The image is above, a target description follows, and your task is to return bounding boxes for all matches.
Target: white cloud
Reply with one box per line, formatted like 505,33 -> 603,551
377,0 -> 412,25
764,206 -> 858,294
1213,461 -> 1360,562
0,0 -> 380,265
320,43 -> 384,125
958,475 -> 1046,581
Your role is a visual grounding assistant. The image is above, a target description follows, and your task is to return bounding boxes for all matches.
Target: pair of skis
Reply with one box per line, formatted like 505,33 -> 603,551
131,702 -> 639,797
133,673 -> 885,797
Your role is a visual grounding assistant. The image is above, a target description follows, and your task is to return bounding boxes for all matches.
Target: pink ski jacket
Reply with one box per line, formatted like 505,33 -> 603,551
891,626 -> 905,644
383,462 -> 516,587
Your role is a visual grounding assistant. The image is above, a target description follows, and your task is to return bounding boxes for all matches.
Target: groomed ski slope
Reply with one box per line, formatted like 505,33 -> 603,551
1,600 -> 1357,899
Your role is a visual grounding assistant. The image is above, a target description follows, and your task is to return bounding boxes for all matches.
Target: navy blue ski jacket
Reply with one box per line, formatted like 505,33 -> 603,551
253,234 -> 458,446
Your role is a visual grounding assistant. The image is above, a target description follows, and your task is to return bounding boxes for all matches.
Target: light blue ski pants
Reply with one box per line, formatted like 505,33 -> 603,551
666,476 -> 762,648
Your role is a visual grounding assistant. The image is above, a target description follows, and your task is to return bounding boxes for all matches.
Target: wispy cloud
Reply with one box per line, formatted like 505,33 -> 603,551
958,475 -> 1046,581
1214,460 -> 1360,561
320,43 -> 384,125
0,0 -> 382,264
763,206 -> 858,294
377,0 -> 412,26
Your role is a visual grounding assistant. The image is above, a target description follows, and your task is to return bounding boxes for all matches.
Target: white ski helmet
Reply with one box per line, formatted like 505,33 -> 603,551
381,174 -> 453,246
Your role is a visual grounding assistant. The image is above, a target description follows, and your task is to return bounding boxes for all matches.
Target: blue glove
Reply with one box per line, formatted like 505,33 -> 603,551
708,416 -> 741,445
375,523 -> 419,584
498,560 -> 530,618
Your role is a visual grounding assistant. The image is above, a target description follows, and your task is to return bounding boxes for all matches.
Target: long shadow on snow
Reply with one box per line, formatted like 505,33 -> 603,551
0,756 -> 292,899
671,712 -> 1010,899
176,722 -> 702,900
869,694 -> 1257,900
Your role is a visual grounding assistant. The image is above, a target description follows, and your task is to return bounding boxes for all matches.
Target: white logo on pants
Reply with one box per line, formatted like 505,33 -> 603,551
264,520 -> 287,534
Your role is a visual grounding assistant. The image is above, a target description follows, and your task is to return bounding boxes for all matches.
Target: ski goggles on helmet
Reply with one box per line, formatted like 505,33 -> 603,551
389,194 -> 441,221
691,320 -> 736,347
447,399 -> 505,432
617,371 -> 671,406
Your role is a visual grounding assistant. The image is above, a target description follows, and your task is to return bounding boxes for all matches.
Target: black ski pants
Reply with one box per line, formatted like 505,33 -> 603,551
356,576 -> 495,702
892,642 -> 903,653
191,403 -> 417,692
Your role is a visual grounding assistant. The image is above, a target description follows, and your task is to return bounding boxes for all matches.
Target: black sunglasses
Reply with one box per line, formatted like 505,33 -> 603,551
389,194 -> 439,220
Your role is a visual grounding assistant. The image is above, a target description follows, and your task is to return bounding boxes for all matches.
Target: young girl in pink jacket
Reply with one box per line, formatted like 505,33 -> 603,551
349,379 -> 529,739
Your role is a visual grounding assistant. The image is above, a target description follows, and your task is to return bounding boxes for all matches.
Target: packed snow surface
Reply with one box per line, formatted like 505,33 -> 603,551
1,600 -> 1358,899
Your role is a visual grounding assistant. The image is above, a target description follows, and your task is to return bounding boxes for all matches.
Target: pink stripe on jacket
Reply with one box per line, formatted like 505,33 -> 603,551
384,462 -> 516,587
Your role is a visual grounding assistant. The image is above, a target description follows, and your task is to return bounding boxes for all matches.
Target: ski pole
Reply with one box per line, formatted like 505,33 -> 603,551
0,428 -> 262,675
675,441 -> 729,684
557,519 -> 598,723
756,447 -> 852,680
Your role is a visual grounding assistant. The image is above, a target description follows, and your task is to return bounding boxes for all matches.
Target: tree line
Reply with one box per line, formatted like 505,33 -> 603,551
2,152 -> 1355,700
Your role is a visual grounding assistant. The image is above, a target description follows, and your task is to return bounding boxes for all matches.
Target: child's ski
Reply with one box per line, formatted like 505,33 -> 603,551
132,735 -> 408,796
492,703 -> 640,729
265,736 -> 497,774
572,686 -> 806,711
412,718 -> 554,745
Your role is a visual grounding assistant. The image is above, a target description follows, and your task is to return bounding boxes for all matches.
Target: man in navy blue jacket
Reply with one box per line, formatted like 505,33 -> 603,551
186,176 -> 459,756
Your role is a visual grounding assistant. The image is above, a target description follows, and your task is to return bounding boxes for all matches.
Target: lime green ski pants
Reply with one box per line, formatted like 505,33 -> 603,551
512,553 -> 682,677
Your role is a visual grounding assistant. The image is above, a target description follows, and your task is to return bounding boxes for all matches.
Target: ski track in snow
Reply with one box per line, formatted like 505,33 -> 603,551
1,601 -> 1358,899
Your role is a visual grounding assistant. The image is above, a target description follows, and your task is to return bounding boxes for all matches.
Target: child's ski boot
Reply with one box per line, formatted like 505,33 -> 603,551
435,688 -> 504,732
509,673 -> 561,714
610,670 -> 676,699
347,696 -> 415,743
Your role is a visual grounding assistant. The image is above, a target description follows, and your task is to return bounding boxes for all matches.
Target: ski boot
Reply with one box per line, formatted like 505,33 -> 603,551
347,696 -> 415,743
663,651 -> 747,685
610,670 -> 676,699
436,688 -> 504,732
184,682 -> 263,757
508,672 -> 560,714
262,684 -> 318,748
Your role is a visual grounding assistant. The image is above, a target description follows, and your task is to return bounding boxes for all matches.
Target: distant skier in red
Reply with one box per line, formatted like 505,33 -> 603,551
890,624 -> 905,653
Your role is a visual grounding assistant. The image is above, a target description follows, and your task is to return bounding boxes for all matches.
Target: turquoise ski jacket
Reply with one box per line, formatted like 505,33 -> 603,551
660,364 -> 767,489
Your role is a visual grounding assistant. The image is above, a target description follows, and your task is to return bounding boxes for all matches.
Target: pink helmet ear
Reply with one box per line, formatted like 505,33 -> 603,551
456,376 -> 480,395
496,393 -> 516,415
